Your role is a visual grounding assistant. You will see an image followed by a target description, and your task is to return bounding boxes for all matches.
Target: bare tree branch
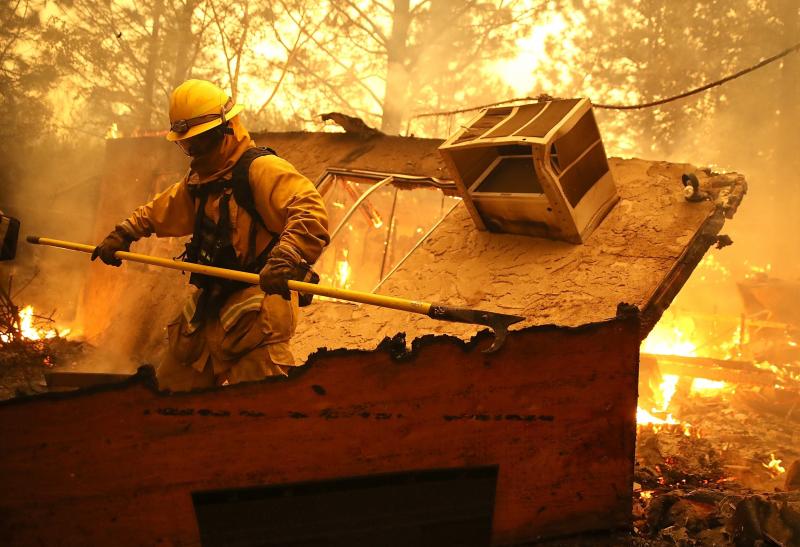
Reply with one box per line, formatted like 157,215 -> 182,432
280,4 -> 384,108
256,4 -> 320,114
373,0 -> 392,16
331,1 -> 388,48
0,0 -> 28,66
231,0 -> 251,99
409,0 -> 431,17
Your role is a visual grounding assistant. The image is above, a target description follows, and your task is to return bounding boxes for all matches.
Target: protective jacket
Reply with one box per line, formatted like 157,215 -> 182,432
119,117 -> 329,386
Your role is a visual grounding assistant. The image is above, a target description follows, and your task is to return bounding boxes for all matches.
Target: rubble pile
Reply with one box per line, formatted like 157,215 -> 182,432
0,337 -> 84,399
632,381 -> 800,546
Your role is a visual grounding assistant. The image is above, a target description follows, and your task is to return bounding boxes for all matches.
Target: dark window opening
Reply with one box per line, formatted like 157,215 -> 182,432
559,141 -> 609,207
192,466 -> 499,547
552,110 -> 602,171
474,156 -> 543,194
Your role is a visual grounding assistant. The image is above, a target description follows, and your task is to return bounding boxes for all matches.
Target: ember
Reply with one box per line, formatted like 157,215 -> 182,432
633,258 -> 800,543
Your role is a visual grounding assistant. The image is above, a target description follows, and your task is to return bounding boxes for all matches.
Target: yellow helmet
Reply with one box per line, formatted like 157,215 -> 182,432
166,79 -> 244,141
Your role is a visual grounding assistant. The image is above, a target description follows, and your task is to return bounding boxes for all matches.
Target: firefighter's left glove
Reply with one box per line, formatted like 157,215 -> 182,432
91,226 -> 135,267
259,245 -> 304,300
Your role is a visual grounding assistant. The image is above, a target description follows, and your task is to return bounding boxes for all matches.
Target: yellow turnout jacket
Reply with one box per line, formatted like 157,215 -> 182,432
119,117 -> 329,380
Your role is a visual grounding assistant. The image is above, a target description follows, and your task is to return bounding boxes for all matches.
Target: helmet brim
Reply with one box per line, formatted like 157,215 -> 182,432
166,103 -> 245,142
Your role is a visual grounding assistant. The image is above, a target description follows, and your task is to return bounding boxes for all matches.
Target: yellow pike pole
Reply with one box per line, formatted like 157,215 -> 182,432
27,236 -> 524,352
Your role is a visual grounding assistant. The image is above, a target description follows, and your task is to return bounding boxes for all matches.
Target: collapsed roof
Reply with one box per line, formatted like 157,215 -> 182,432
86,131 -> 745,365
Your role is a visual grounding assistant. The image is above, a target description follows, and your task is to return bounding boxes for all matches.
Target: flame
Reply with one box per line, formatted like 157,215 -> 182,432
637,372 -> 688,432
695,254 -> 731,282
652,374 -> 679,412
636,373 -> 691,436
637,299 -> 750,431
763,453 -> 786,476
105,123 -> 121,139
641,312 -> 697,357
0,305 -> 71,344
20,305 -> 71,340
636,407 -> 678,427
690,378 -> 726,396
335,249 -> 351,289
493,9 -> 585,98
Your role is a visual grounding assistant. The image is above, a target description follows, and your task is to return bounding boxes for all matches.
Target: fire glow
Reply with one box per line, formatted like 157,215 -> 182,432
637,323 -> 732,434
763,453 -> 786,476
335,249 -> 352,290
0,305 -> 70,345
641,312 -> 698,358
637,318 -> 693,432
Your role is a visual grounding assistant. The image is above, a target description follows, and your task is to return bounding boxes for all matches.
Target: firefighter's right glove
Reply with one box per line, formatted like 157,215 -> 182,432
259,245 -> 304,300
91,226 -> 134,267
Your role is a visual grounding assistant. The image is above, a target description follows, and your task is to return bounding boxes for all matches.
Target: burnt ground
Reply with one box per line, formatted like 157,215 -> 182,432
626,386 -> 800,546
546,384 -> 800,546
1,346 -> 798,546
0,337 -> 86,399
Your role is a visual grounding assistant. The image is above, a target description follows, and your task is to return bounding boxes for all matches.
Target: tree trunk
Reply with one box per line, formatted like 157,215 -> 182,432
140,0 -> 164,131
381,0 -> 410,134
229,0 -> 251,101
170,0 -> 201,89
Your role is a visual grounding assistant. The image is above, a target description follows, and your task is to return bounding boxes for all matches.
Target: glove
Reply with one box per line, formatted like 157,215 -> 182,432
259,245 -> 304,300
91,226 -> 135,267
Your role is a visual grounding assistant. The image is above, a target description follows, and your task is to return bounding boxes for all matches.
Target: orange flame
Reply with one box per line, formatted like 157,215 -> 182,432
690,378 -> 726,396
105,123 -> 122,139
763,453 -> 786,476
335,249 -> 352,289
0,305 -> 71,344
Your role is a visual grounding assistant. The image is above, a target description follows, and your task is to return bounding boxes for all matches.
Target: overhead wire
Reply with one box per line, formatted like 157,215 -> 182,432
408,40 -> 800,122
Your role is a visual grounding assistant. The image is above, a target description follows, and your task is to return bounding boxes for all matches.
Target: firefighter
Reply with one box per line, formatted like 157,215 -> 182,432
92,79 -> 330,390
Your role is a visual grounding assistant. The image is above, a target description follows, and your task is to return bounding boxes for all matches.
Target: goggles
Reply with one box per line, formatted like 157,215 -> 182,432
170,98 -> 234,135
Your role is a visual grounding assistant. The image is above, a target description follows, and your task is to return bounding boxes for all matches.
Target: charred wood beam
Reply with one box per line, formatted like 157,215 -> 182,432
641,353 -> 777,387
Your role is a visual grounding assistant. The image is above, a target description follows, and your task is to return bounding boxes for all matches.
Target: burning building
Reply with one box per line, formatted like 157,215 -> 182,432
0,105 -> 749,545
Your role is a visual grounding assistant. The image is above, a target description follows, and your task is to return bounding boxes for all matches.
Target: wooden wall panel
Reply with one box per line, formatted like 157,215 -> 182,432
0,317 -> 639,546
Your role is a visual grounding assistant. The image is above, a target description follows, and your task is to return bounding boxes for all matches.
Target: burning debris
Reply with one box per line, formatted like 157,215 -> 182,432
633,422 -> 800,545
0,117 -> 783,545
631,263 -> 800,545
0,276 -> 83,398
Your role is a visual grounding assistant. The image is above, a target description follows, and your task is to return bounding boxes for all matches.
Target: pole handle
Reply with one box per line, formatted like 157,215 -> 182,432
28,236 -> 431,314
28,235 -> 522,352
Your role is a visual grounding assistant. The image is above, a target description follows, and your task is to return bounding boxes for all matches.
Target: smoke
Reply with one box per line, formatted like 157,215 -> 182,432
0,137 -> 104,328
2,0 -> 798,372
634,33 -> 800,321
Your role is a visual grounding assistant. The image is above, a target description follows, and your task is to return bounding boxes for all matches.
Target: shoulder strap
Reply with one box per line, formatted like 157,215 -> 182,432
230,146 -> 278,230
230,146 -> 280,264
